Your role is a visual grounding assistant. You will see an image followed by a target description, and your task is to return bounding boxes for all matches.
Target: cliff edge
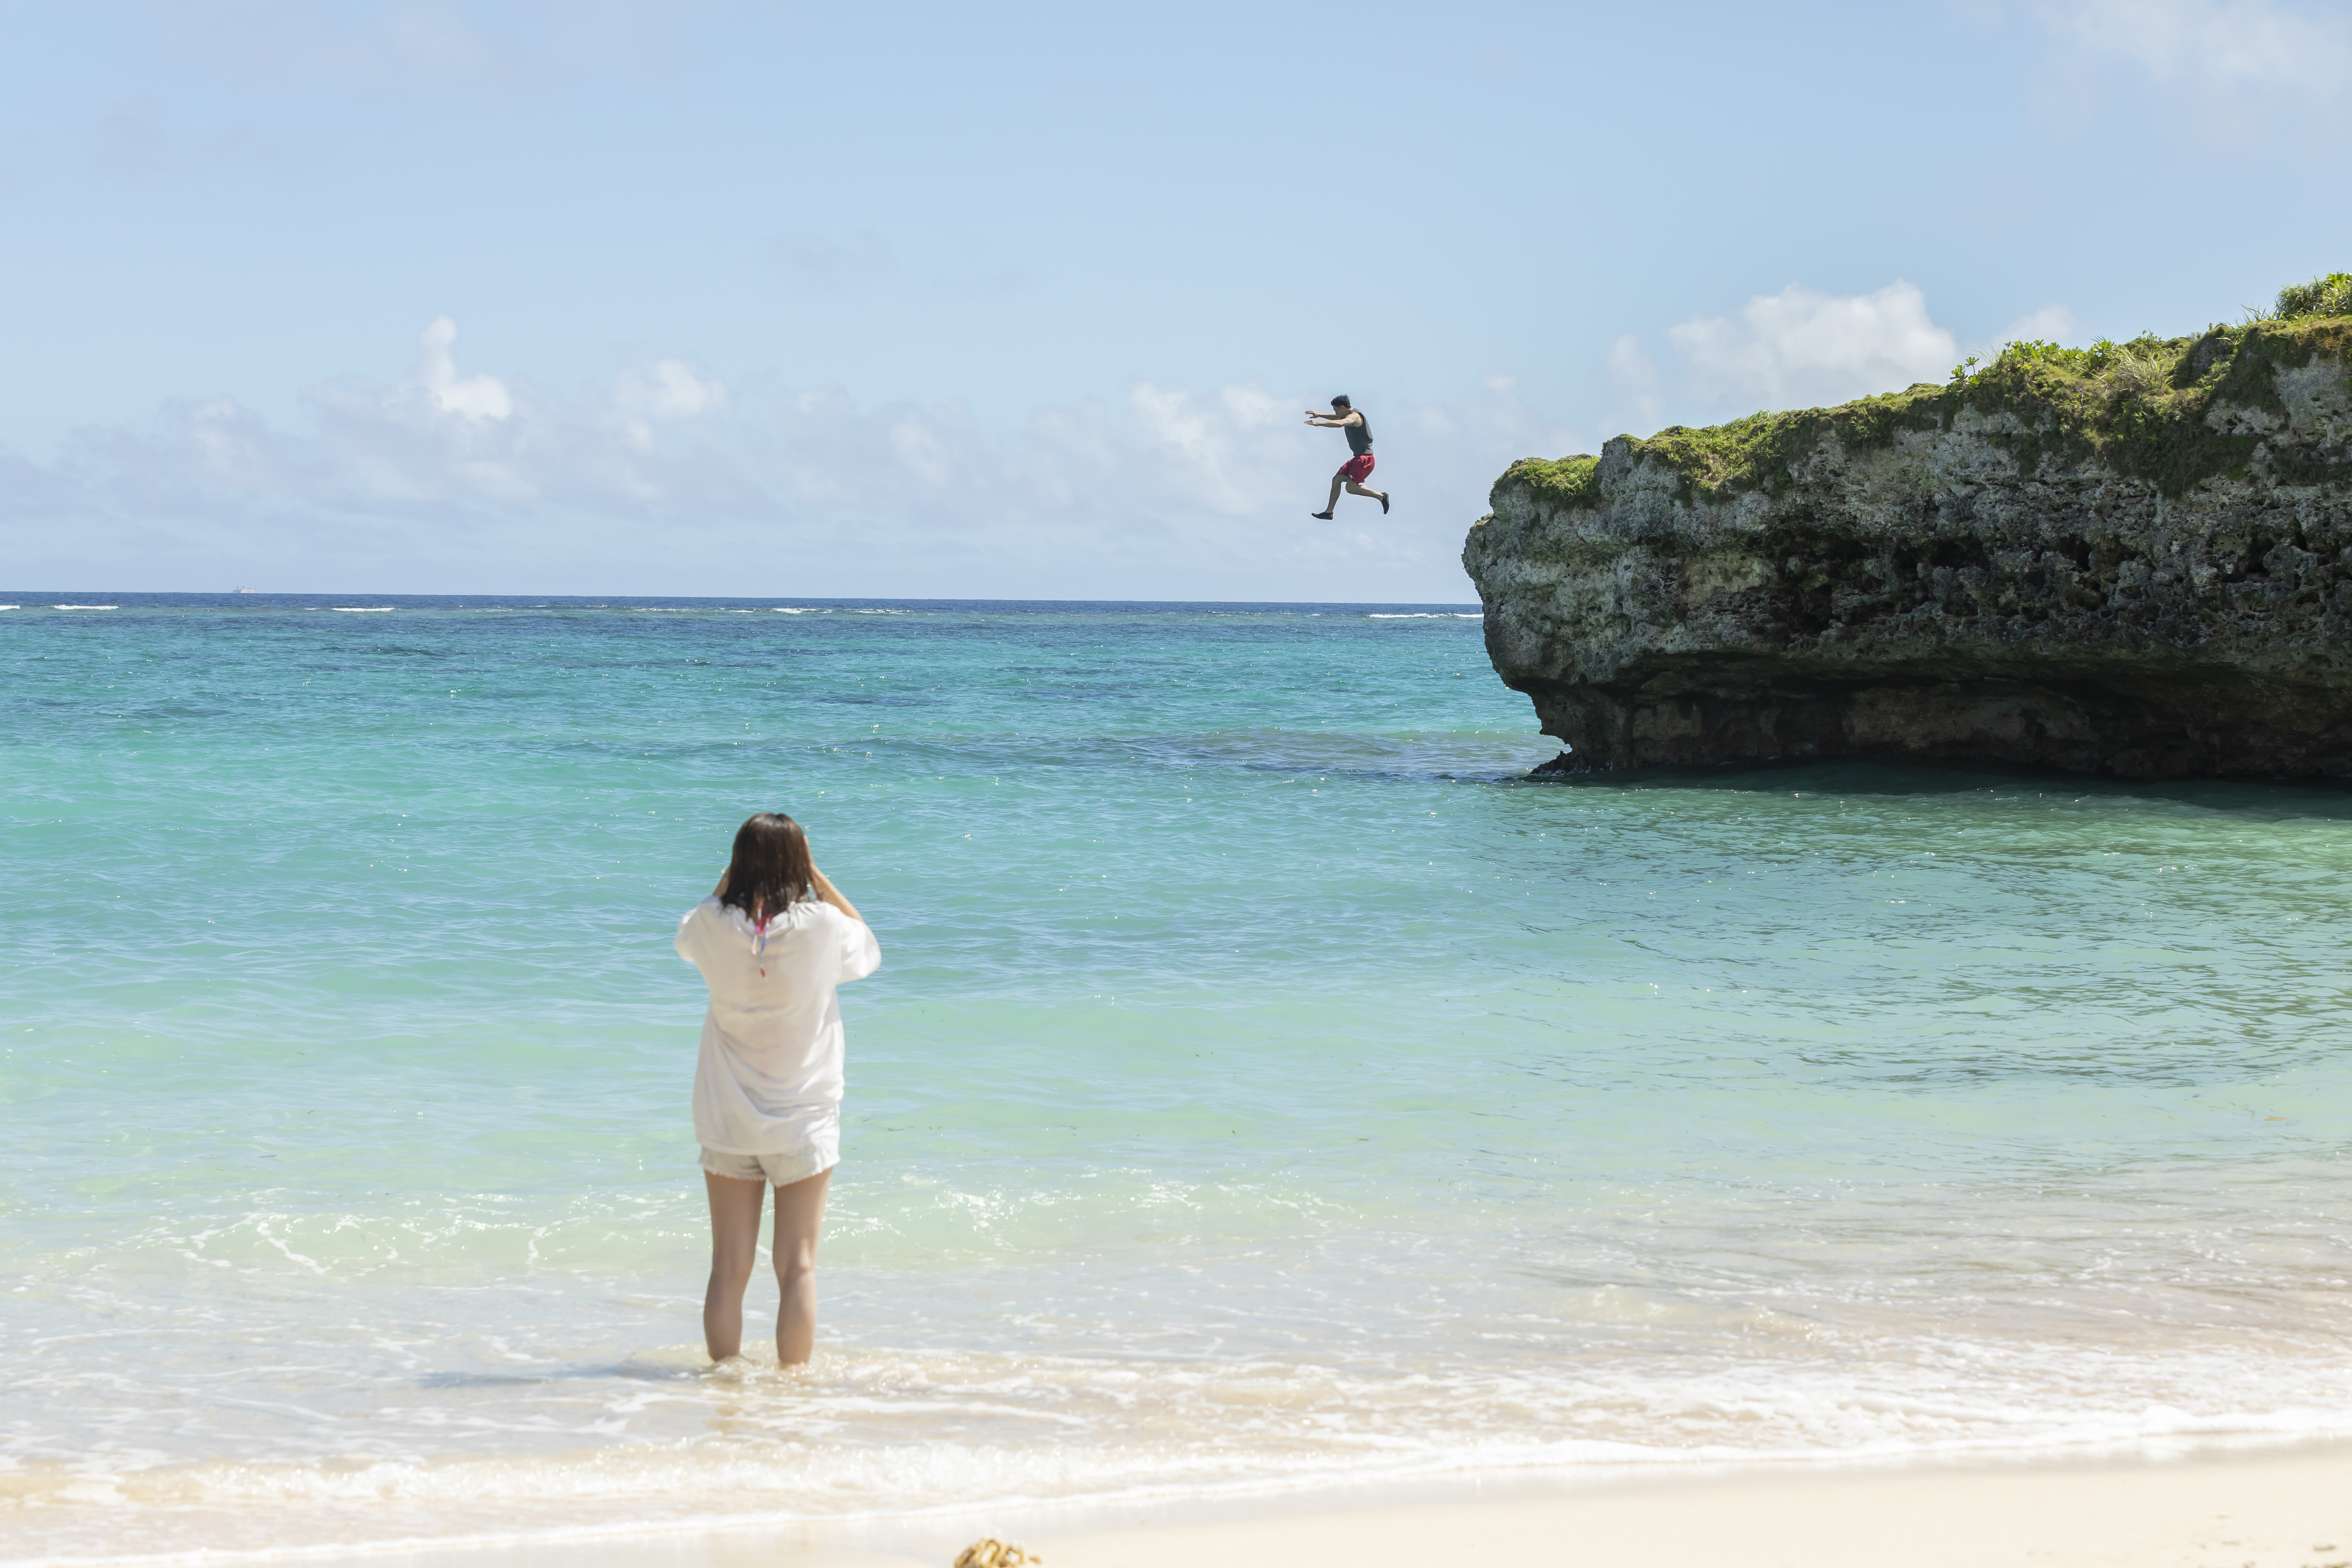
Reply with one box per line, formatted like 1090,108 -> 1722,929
1463,278 -> 2352,779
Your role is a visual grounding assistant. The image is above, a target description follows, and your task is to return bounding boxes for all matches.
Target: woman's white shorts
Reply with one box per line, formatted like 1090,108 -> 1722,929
699,1121 -> 838,1188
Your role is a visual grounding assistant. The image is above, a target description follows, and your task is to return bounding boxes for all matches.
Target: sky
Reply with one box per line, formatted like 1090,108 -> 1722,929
1,0 -> 2347,600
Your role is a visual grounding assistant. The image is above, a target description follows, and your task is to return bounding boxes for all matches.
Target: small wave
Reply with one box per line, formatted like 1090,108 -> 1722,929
1368,612 -> 1482,619
0,604 -> 19,610
774,608 -> 824,614
330,607 -> 395,613
52,604 -> 119,610
10,1343 -> 2348,1564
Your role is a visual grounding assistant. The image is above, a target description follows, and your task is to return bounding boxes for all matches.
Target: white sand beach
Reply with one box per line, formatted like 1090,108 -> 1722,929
316,1442 -> 2350,1568
1038,1446 -> 2352,1568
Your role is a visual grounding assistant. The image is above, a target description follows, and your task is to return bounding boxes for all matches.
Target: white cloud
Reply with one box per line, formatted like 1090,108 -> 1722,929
2041,0 -> 2352,90
1593,283 -> 2087,437
1220,384 -> 1283,427
1989,303 -> 2079,348
409,316 -> 511,420
1125,383 -> 1297,514
0,322 -> 1568,598
1665,281 -> 1959,411
618,359 -> 725,420
1604,333 -> 1664,434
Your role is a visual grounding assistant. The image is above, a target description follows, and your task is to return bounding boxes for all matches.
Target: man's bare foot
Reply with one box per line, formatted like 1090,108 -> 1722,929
1311,510 -> 1334,519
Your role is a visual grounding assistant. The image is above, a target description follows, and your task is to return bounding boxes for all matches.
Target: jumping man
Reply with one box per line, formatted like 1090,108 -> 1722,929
1305,395 -> 1388,517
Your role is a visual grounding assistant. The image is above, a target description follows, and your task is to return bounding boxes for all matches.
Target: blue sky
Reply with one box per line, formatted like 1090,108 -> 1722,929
2,0 -> 2347,599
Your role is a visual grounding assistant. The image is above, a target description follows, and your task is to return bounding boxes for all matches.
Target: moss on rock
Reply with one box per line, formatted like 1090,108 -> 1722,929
1569,315 -> 2352,508
1505,453 -> 1604,509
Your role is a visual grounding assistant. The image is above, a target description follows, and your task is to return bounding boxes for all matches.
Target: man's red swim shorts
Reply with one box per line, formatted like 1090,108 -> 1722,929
1339,452 -> 1376,483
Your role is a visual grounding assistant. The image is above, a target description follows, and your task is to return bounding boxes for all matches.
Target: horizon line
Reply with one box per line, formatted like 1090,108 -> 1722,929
0,591 -> 1486,609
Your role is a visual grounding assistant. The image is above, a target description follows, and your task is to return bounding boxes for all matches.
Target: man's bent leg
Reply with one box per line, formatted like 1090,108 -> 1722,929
1315,472 -> 1345,517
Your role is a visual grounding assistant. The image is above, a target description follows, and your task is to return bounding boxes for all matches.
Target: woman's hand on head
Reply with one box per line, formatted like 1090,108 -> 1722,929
808,865 -> 862,924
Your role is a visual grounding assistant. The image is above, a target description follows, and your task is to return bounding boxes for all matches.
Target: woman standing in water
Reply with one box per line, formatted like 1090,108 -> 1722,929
674,813 -> 881,1366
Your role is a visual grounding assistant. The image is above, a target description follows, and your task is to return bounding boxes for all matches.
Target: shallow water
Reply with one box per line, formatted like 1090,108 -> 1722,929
2,595 -> 2347,1562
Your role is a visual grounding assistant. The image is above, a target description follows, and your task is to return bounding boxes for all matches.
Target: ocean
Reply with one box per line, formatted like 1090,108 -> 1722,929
3,594 -> 2347,1563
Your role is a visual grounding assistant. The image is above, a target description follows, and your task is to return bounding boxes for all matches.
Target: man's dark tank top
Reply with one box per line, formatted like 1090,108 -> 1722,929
1345,413 -> 1373,455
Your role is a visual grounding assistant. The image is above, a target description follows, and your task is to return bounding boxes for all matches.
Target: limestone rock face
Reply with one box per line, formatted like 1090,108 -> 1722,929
1462,320 -> 2352,779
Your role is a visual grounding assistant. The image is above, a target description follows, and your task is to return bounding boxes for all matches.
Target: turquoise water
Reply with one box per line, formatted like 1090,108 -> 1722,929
3,595 -> 2348,1562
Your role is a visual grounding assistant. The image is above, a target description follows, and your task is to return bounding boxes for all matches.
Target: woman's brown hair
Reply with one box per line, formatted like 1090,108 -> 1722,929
719,812 -> 815,926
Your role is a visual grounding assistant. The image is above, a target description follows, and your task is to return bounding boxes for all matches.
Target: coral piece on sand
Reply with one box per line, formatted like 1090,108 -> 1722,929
955,1539 -> 1042,1568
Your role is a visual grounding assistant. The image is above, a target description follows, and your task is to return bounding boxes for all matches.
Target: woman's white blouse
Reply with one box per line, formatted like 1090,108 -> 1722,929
675,897 -> 881,1154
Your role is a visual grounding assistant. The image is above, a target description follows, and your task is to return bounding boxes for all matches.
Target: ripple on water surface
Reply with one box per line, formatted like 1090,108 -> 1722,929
1,595 -> 2348,1559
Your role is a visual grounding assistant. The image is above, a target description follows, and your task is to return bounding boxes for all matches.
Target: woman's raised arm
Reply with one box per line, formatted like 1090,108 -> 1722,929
810,866 -> 861,924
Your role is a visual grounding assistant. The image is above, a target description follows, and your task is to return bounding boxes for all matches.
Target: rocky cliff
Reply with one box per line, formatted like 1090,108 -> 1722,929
1463,287 -> 2352,779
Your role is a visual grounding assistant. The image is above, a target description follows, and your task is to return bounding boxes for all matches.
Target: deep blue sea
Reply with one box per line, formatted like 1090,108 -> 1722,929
3,594 -> 2348,1562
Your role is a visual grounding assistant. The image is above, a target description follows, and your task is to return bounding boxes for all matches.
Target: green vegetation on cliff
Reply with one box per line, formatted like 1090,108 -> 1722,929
1499,272 -> 2352,511
2275,271 -> 2352,321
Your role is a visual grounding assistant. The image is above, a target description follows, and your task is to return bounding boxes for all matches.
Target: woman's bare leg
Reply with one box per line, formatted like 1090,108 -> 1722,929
703,1171 -> 765,1362
770,1168 -> 832,1366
